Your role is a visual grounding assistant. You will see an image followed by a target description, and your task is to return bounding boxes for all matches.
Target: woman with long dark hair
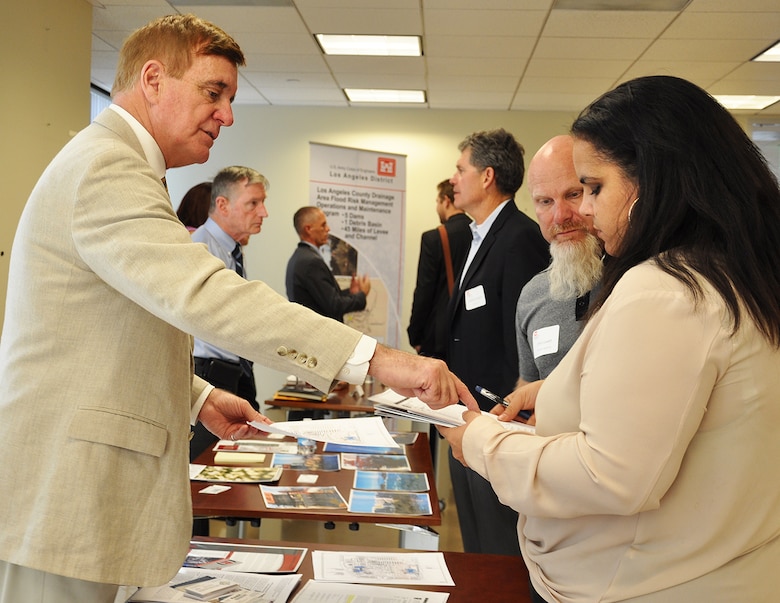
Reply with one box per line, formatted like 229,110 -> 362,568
441,76 -> 780,601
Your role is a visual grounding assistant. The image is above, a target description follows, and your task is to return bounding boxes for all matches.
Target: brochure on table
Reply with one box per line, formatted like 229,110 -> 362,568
290,580 -> 449,603
311,550 -> 454,586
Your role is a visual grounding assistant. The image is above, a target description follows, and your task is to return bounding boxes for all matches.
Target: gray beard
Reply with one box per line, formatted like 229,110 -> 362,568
548,234 -> 604,300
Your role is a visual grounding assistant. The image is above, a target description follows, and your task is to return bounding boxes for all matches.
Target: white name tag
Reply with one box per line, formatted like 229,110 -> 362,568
464,285 -> 487,310
532,325 -> 560,359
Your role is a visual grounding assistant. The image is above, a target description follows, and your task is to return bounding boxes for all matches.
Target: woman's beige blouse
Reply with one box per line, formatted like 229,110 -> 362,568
463,261 -> 780,602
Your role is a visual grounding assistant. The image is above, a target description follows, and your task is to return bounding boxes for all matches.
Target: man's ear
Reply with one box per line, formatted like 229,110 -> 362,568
482,166 -> 496,189
140,60 -> 164,103
214,195 -> 230,216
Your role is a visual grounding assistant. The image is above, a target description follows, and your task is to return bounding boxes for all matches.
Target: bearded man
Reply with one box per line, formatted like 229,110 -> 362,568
514,135 -> 604,385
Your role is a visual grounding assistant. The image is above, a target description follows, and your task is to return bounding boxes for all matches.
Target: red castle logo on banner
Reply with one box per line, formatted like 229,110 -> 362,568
377,157 -> 396,178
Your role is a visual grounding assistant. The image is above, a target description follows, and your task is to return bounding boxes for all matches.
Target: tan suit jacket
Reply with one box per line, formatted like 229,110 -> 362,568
0,109 -> 361,585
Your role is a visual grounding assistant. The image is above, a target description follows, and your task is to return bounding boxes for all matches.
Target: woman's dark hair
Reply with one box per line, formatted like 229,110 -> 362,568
571,75 -> 780,346
176,182 -> 212,229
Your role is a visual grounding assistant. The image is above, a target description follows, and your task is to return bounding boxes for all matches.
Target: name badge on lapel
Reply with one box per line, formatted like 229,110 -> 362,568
464,285 -> 487,311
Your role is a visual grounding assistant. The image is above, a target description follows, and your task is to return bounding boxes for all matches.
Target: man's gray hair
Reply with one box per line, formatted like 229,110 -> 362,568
210,166 -> 269,210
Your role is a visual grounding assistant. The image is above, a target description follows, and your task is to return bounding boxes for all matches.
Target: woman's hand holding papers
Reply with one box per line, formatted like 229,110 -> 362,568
198,388 -> 272,441
438,410 -> 481,467
368,344 -> 478,411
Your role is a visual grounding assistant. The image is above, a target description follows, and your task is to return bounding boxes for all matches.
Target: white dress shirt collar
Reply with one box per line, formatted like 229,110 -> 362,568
108,104 -> 167,181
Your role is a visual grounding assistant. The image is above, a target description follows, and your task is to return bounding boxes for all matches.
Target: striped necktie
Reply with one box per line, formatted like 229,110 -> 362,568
231,243 -> 245,278
230,243 -> 253,377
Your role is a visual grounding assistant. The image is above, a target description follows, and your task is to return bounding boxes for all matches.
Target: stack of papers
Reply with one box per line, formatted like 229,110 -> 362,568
370,390 -> 536,434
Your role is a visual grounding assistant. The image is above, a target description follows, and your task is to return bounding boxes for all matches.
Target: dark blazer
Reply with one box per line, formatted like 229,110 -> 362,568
407,213 -> 472,359
285,242 -> 366,322
448,200 -> 549,407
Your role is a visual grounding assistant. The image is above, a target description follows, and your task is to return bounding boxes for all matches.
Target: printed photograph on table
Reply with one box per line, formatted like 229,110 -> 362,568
260,485 -> 348,509
323,431 -> 416,454
191,465 -> 283,483
353,471 -> 430,492
347,490 -> 433,515
340,453 -> 411,471
271,453 -> 340,471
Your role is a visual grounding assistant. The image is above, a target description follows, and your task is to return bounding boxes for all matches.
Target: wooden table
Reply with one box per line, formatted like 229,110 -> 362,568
193,536 -> 533,603
191,432 -> 441,528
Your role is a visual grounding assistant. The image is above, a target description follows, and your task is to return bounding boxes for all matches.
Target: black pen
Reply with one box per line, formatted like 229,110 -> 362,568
475,385 -> 533,421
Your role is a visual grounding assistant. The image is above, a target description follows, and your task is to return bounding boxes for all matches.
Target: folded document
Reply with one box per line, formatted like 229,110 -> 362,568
370,390 -> 535,434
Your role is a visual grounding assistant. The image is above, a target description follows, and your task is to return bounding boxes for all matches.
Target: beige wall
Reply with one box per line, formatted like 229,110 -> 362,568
1,0 -> 92,333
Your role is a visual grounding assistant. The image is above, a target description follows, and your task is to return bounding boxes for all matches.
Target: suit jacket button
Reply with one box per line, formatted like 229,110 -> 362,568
298,353 -> 308,364
307,357 -> 317,368
276,346 -> 288,356
289,349 -> 298,360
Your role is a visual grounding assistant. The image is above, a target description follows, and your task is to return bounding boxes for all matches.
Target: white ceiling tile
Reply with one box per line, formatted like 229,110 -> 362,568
295,0 -> 418,8
423,9 -> 549,37
262,88 -> 348,105
642,38 -> 771,62
175,6 -> 306,33
91,34 -> 115,52
425,0 -> 553,8
524,58 -> 633,79
685,0 -> 780,12
231,32 -> 319,56
721,62 -> 780,82
91,50 -> 120,70
511,92 -> 598,111
92,4 -> 169,31
241,54 -> 329,73
427,56 -> 524,77
241,71 -> 337,88
662,12 -> 780,40
299,7 -> 422,35
619,60 -> 741,85
427,74 -> 520,92
707,80 -> 780,96
427,89 -> 514,110
425,36 -> 536,60
518,76 -> 618,96
533,36 -> 651,60
335,74 -> 427,89
325,56 -> 425,75
543,9 -> 677,38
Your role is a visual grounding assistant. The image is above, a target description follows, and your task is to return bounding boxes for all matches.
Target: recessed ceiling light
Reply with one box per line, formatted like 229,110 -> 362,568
714,95 -> 780,111
344,89 -> 426,104
752,40 -> 780,62
316,34 -> 422,57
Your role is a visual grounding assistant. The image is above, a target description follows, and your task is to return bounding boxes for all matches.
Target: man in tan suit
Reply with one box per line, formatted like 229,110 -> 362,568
0,15 -> 475,602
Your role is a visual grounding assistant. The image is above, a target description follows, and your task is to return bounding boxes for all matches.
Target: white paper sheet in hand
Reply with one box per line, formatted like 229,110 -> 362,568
373,394 -> 536,434
248,416 -> 401,449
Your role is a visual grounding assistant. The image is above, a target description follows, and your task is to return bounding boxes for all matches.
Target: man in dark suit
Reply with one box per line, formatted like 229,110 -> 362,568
407,179 -> 472,360
286,206 -> 370,322
447,128 -> 550,556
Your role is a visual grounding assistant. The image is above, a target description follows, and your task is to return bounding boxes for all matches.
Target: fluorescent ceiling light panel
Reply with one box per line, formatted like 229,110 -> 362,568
752,40 -> 780,62
344,88 -> 426,103
714,95 -> 780,111
316,34 -> 422,57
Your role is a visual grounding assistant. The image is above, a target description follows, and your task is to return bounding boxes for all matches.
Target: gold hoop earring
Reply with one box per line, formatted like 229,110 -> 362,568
628,198 -> 639,222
